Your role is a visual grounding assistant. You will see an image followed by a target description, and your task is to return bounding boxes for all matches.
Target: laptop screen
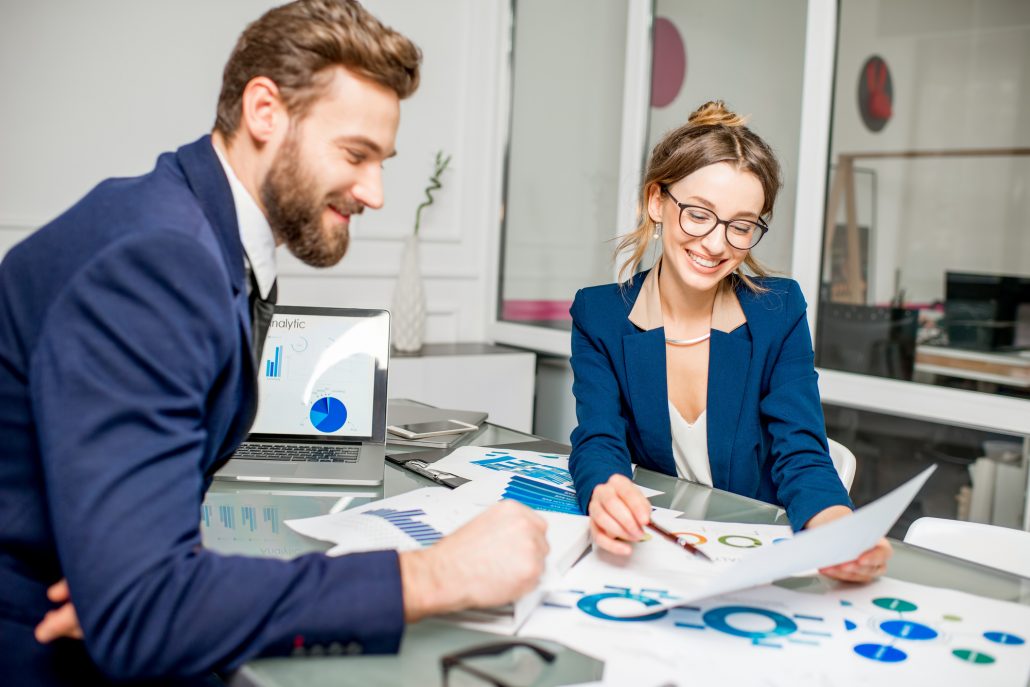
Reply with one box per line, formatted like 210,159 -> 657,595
250,306 -> 390,443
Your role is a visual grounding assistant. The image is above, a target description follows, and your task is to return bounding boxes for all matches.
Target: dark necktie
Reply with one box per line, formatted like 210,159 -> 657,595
248,270 -> 278,363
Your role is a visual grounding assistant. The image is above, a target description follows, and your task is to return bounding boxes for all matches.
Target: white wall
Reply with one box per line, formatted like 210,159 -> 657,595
830,0 -> 1030,304
0,0 -> 509,343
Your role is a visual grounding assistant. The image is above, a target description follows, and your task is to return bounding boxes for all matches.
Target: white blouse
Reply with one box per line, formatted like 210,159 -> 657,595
668,402 -> 713,487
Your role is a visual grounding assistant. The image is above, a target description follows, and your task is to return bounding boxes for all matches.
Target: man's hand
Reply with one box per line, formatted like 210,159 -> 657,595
587,474 -> 651,556
398,500 -> 549,622
34,579 -> 83,643
806,505 -> 893,583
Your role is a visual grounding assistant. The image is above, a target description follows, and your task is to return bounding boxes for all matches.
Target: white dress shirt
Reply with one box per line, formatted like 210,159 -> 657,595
211,142 -> 277,299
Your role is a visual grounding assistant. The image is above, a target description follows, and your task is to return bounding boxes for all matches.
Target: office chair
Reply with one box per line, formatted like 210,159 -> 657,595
904,517 -> 1030,578
827,438 -> 857,493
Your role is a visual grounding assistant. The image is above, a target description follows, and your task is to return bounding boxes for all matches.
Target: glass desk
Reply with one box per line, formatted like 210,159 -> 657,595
206,415 -> 1030,686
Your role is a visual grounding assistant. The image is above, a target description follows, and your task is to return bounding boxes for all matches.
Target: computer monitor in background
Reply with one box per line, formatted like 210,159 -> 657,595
944,272 -> 1030,351
816,302 -> 918,380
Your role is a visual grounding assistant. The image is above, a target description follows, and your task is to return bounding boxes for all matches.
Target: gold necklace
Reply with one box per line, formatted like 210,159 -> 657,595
664,332 -> 711,346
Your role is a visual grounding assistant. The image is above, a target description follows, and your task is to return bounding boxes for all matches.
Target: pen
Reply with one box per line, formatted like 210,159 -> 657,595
646,520 -> 712,561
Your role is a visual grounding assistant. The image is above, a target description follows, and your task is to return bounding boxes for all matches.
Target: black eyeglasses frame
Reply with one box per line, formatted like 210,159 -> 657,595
440,640 -> 557,687
660,184 -> 769,250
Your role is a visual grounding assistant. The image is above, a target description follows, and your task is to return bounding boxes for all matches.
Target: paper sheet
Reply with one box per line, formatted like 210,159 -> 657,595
452,471 -> 583,515
284,487 -> 476,555
433,446 -> 663,498
521,580 -> 849,684
826,576 -> 1030,685
606,465 -> 936,616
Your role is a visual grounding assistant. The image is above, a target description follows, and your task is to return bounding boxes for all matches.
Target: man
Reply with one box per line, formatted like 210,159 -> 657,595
0,1 -> 548,684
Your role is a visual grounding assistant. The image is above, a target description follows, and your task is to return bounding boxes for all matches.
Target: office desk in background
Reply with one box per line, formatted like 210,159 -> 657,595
915,344 -> 1030,390
205,411 -> 1030,687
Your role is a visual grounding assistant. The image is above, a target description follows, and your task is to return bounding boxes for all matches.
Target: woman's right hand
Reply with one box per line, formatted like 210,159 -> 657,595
587,474 -> 652,555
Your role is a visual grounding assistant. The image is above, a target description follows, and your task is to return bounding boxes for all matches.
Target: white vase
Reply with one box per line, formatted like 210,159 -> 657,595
391,234 -> 426,353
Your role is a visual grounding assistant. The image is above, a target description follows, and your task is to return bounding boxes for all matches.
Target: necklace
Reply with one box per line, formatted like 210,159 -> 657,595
664,332 -> 711,346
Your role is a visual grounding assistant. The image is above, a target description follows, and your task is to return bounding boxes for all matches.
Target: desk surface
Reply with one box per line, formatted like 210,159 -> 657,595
915,343 -> 1030,389
206,418 -> 1030,687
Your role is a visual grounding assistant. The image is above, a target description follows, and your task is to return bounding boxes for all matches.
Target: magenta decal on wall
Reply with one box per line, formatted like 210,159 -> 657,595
651,17 -> 686,108
858,55 -> 893,132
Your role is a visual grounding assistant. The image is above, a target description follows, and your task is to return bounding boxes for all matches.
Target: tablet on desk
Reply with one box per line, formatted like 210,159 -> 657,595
386,419 -> 479,439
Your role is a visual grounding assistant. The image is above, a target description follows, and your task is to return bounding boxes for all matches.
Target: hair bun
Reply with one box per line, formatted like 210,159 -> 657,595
688,100 -> 748,128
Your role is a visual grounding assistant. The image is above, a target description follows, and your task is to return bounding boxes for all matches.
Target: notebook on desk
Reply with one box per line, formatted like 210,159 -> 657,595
214,306 -> 390,485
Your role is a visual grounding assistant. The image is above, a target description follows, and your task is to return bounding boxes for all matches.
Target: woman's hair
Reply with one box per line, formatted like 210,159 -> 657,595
214,0 -> 422,137
616,100 -> 782,291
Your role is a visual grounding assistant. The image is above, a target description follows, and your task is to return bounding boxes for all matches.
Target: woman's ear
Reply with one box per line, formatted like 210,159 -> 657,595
646,184 -> 664,224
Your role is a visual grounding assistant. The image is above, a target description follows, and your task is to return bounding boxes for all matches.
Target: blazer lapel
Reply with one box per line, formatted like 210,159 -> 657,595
623,329 -> 677,475
707,328 -> 752,490
175,135 -> 258,437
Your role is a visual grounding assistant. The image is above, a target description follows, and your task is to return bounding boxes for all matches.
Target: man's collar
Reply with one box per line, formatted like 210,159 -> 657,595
211,141 -> 277,300
627,258 -> 747,333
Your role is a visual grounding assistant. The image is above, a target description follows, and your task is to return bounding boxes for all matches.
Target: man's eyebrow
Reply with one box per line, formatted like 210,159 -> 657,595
685,195 -> 760,220
333,135 -> 397,159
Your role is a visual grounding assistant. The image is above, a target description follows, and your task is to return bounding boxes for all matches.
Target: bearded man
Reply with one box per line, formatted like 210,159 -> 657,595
0,2 -> 548,685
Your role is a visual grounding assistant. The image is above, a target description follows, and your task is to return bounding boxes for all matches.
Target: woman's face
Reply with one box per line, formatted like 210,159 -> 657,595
648,161 -> 765,294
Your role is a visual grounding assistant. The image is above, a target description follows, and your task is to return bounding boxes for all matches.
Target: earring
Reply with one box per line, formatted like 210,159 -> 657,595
653,222 -> 663,239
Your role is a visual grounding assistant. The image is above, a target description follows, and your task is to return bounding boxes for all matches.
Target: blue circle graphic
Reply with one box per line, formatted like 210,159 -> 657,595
702,606 -> 797,640
845,619 -> 857,631
984,631 -> 1025,645
880,620 -> 938,641
576,592 -> 667,622
310,396 -> 347,433
855,643 -> 907,663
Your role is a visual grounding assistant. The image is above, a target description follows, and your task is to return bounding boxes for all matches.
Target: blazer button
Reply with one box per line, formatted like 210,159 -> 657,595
309,644 -> 325,656
328,642 -> 344,655
345,641 -> 363,655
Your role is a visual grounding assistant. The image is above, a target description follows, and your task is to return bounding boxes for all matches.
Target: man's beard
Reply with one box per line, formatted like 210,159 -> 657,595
260,132 -> 361,268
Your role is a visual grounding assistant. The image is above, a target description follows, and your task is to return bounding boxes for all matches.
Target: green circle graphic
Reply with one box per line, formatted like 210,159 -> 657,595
952,649 -> 995,664
717,534 -> 762,549
872,597 -> 918,613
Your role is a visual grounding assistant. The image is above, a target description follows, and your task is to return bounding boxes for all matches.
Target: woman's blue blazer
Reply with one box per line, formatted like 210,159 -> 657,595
568,270 -> 852,529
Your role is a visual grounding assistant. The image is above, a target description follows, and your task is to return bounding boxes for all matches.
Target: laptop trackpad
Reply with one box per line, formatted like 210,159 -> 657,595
236,463 -> 300,478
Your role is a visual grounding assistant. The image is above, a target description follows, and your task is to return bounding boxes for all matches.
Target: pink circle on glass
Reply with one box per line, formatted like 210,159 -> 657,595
651,17 -> 686,108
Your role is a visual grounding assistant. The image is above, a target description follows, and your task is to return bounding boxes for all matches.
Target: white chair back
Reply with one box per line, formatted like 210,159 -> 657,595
827,438 -> 857,493
904,516 -> 1030,578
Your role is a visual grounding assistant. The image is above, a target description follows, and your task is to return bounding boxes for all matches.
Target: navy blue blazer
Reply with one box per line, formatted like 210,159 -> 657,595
568,270 -> 852,530
0,136 -> 403,685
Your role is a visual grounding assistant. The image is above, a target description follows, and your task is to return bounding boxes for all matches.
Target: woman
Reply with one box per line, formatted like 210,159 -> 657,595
568,101 -> 889,583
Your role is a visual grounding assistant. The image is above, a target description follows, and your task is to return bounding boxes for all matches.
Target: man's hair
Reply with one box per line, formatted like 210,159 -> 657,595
214,0 -> 421,136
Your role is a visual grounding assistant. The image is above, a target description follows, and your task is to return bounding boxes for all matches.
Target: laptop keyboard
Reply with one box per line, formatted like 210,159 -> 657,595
234,443 -> 360,463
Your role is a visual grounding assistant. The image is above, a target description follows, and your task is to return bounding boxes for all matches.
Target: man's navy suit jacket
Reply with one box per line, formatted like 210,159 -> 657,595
0,136 -> 404,685
568,272 -> 853,529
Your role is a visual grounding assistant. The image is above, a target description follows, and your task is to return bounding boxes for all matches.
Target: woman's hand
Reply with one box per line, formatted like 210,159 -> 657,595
587,474 -> 652,555
34,579 -> 83,643
806,505 -> 893,583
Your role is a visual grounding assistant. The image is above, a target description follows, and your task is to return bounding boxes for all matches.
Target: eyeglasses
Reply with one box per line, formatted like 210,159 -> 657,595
661,185 -> 769,250
441,641 -> 556,687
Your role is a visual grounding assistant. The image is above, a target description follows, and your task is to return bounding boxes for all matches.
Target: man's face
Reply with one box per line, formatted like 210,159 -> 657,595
261,67 -> 400,267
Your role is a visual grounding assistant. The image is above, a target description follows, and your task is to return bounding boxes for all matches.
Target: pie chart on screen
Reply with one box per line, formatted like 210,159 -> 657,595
310,396 -> 347,433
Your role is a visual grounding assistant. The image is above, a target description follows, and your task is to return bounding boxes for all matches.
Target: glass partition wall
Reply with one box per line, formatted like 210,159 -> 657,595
491,0 -> 1030,529
810,0 -> 1030,527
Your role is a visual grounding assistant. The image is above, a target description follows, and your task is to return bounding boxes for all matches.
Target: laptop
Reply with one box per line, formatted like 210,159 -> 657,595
214,305 -> 390,485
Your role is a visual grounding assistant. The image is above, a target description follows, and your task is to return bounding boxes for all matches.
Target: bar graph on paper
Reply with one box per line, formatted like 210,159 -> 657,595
471,455 -> 574,489
360,508 -> 444,547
